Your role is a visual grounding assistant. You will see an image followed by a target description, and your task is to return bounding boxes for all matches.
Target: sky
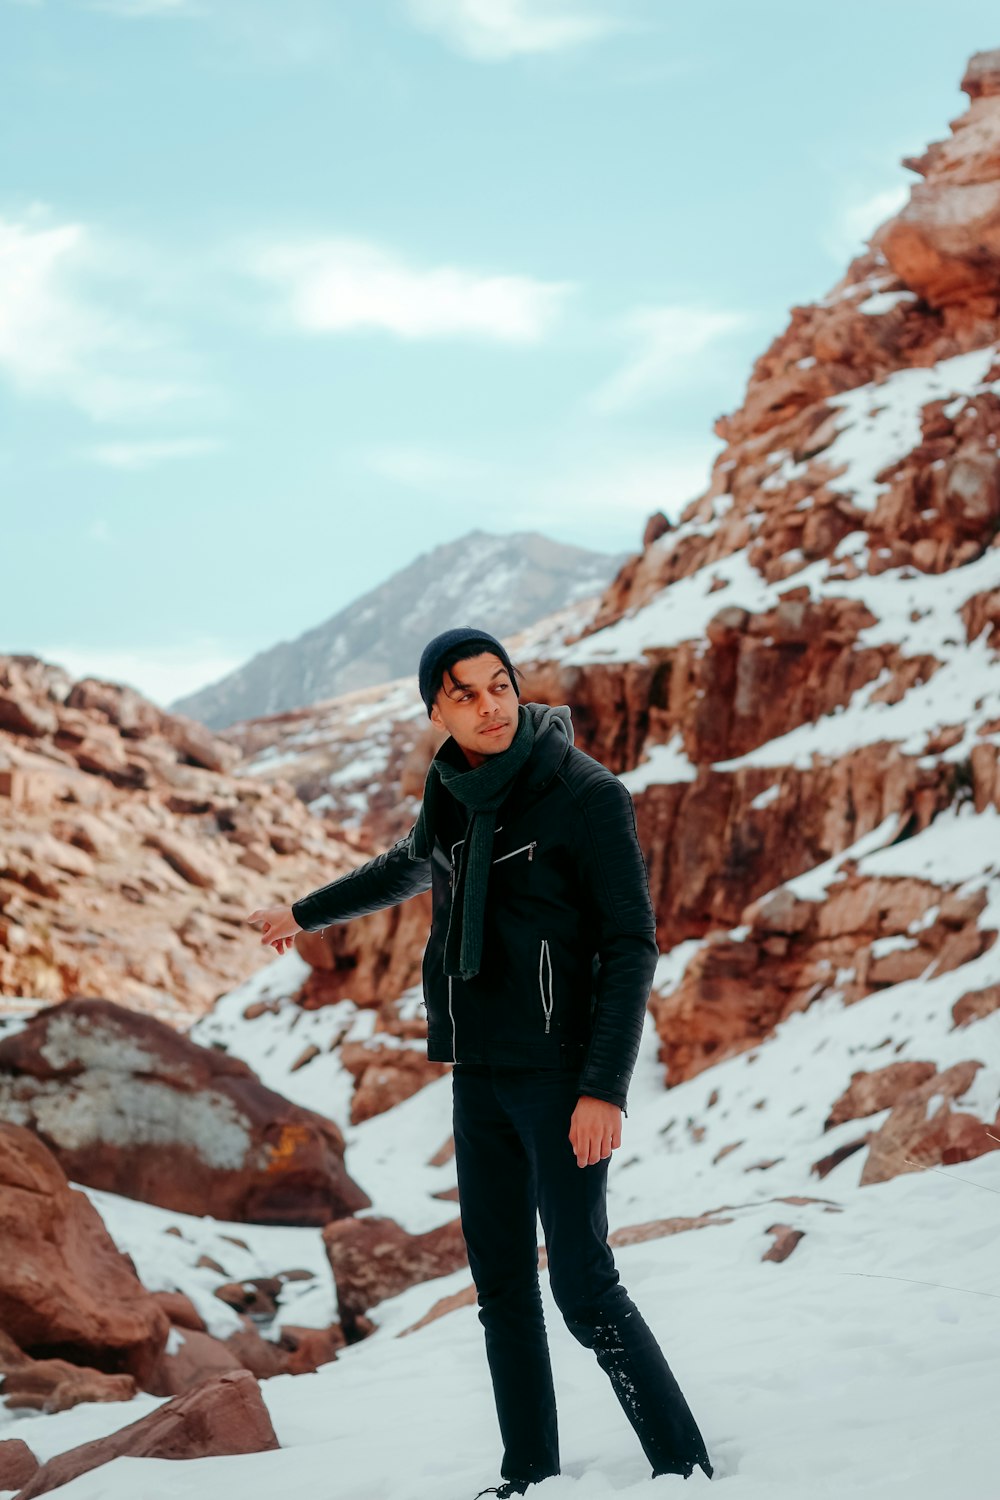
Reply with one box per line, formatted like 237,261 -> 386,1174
2,0 -> 999,707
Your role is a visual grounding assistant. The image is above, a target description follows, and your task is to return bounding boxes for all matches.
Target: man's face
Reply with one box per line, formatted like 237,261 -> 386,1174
429,652 -> 518,767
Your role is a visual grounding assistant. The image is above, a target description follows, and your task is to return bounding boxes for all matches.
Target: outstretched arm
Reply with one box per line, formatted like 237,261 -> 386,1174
292,828 -> 432,930
248,828 -> 432,951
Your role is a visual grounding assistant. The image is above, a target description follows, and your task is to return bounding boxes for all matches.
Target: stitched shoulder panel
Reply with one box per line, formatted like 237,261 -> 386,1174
556,744 -> 620,804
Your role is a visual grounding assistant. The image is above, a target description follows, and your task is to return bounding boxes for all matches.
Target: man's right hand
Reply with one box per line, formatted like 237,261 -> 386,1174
246,906 -> 302,954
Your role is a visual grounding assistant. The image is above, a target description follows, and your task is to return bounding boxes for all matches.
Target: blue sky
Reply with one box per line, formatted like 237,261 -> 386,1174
3,0 -> 998,706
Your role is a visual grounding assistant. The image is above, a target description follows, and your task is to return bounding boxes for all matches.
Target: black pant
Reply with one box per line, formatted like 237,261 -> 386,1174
452,1064 -> 713,1484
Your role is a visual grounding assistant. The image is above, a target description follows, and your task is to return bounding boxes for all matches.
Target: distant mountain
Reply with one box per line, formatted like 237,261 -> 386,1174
169,530 -> 625,730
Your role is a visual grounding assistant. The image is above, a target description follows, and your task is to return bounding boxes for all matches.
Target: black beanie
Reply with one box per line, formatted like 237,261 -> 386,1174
418,627 -> 520,717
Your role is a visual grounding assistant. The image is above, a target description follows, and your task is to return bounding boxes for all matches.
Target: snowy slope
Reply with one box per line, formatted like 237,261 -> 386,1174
5,797 -> 994,1497
1,946 -> 996,1499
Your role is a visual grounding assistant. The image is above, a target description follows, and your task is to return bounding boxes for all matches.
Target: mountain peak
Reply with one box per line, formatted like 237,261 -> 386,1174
169,530 -> 625,731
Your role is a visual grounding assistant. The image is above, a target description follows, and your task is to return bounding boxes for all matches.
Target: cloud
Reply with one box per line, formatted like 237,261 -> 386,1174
404,0 -> 617,60
85,437 -> 223,470
36,641 -> 246,708
522,443 -> 722,536
360,433 -> 722,549
250,236 -> 573,344
824,184 -> 911,264
363,444 -> 485,487
0,211 -> 204,420
588,304 -> 751,415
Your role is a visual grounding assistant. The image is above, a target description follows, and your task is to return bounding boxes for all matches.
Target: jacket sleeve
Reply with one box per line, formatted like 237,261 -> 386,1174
291,827 -> 432,932
574,776 -> 658,1112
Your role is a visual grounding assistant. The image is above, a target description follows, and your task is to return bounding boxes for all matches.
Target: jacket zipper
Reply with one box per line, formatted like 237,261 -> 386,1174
493,841 -> 537,865
450,836 -> 466,890
538,938 -> 554,1034
448,974 -> 456,1061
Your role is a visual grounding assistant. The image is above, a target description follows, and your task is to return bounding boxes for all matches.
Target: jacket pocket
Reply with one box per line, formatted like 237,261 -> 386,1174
492,841 -> 537,866
538,938 -> 554,1034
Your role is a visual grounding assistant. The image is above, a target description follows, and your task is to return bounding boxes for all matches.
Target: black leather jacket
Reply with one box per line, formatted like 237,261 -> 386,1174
291,728 -> 658,1110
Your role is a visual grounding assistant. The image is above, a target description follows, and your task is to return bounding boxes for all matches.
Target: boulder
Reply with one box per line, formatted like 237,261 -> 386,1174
860,1061 -> 1000,1184
16,1368 -> 279,1500
323,1215 -> 468,1338
0,1438 -> 39,1492
0,998 -> 370,1225
0,1328 -> 136,1413
0,1124 -> 168,1385
825,1061 -> 938,1129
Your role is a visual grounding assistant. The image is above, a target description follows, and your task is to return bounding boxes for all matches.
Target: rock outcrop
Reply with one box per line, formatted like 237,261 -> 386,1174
323,1215 -> 468,1339
247,52 -> 1000,1189
0,999 -> 370,1224
0,654 -> 360,1017
15,1368 -> 279,1500
0,1439 -> 39,1492
0,1123 -> 168,1389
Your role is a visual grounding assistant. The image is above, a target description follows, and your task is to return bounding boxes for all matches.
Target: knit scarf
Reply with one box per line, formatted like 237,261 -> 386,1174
411,701 -> 573,980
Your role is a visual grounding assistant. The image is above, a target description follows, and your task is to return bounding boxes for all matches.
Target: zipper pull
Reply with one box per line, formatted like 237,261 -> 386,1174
529,842 -> 536,861
544,1015 -> 550,1034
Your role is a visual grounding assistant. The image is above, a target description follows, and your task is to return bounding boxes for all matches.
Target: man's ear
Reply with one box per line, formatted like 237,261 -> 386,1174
429,700 -> 444,732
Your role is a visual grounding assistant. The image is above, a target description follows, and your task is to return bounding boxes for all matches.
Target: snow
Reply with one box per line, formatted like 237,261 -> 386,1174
3,962 -> 997,1498
681,544 -> 1000,774
748,783 -> 780,812
2,798 -> 998,1497
857,289 -> 918,316
619,736 -> 696,792
763,346 -> 999,513
79,1183 -> 338,1337
189,950 -> 375,1129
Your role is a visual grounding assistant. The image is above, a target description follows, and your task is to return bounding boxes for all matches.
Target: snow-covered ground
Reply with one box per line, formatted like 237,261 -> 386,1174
2,882 -> 997,1499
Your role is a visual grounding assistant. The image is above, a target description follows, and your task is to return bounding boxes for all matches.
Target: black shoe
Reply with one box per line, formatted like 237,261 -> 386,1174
473,1483 -> 531,1498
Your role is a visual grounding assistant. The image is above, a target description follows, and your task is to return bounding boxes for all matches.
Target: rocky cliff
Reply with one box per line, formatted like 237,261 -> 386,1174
0,656 -> 361,1016
271,49 -> 1000,1163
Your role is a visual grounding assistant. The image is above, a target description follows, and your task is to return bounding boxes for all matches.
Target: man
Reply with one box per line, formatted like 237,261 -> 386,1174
248,627 -> 713,1496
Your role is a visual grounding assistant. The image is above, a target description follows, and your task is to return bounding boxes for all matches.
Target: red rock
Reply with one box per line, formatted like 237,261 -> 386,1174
340,1040 -> 448,1124
0,651 -> 359,1016
860,1061 -> 997,1185
151,1290 -> 206,1332
144,829 -> 229,889
0,1438 -> 39,1491
277,1323 -> 344,1374
608,1211 -> 733,1246
214,1279 -> 281,1318
811,1139 -> 871,1181
825,1061 -> 938,1129
296,893 -> 432,1009
323,1215 -> 468,1338
147,1327 -> 246,1396
642,511 -> 672,547
0,999 -> 370,1225
0,1328 -> 137,1414
0,1124 -> 168,1384
400,1284 -> 479,1335
16,1368 -> 280,1500
962,48 -> 1000,100
762,1224 -> 805,1263
952,983 -> 1000,1026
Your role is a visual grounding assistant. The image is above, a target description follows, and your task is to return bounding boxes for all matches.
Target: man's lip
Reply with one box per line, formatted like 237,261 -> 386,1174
481,722 -> 509,734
